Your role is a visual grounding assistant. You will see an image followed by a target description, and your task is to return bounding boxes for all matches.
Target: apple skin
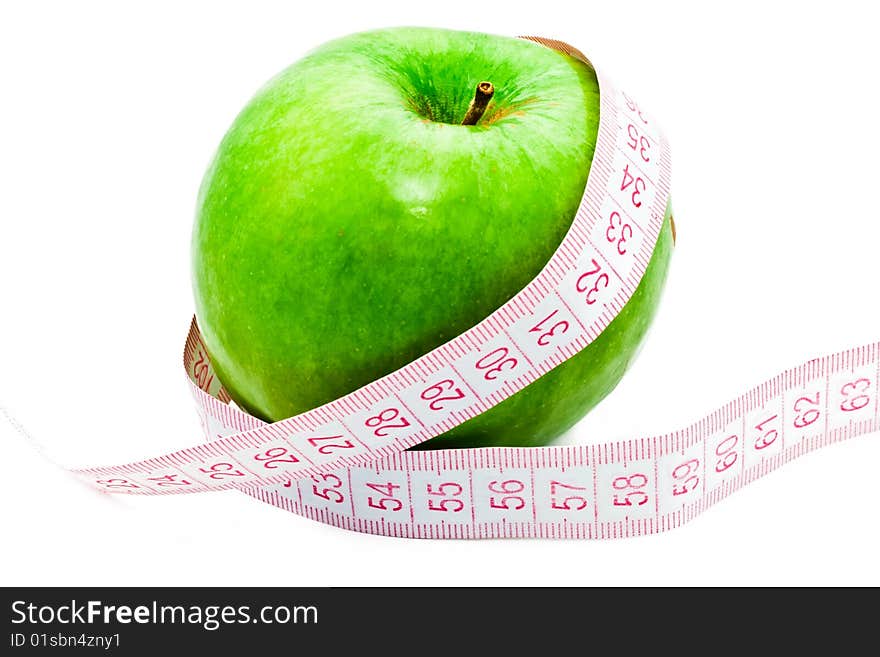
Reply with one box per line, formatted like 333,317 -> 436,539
192,27 -> 673,449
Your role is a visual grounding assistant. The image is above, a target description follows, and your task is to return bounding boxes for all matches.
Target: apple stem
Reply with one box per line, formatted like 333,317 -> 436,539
461,81 -> 494,126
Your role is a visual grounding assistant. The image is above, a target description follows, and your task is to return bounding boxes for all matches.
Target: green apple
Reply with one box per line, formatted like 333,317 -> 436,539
192,27 -> 674,449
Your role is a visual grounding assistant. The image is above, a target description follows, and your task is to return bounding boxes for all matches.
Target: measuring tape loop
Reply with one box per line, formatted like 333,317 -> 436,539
13,38 -> 878,539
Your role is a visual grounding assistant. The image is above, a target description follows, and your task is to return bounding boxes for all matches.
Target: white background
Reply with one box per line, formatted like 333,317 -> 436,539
1,0 -> 878,586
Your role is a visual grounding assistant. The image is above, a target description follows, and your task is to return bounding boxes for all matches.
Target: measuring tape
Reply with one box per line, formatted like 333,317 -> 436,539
13,38 -> 880,539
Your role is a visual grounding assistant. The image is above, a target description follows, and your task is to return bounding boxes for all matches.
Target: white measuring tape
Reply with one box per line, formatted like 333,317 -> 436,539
15,38 -> 880,539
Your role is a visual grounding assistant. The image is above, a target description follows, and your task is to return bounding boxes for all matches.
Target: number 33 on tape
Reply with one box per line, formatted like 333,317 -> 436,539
17,37 -> 880,540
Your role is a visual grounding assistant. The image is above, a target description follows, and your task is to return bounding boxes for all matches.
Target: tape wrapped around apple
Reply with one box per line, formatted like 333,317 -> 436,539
191,27 -> 674,449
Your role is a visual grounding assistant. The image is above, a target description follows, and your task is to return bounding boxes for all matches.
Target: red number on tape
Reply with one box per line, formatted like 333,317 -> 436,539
311,473 -> 344,503
529,308 -> 570,347
840,378 -> 871,412
198,462 -> 246,480
605,211 -> 633,256
365,408 -> 411,437
367,481 -> 403,512
475,347 -> 518,381
427,482 -> 465,513
192,349 -> 215,392
575,259 -> 610,306
715,434 -> 739,472
488,479 -> 526,510
793,392 -> 821,428
549,480 -> 589,511
622,92 -> 649,125
620,164 -> 646,209
147,474 -> 193,487
626,123 -> 651,163
671,458 -> 700,496
307,435 -> 356,455
253,446 -> 300,469
612,473 -> 649,507
97,478 -> 140,490
754,414 -> 779,451
420,379 -> 466,411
